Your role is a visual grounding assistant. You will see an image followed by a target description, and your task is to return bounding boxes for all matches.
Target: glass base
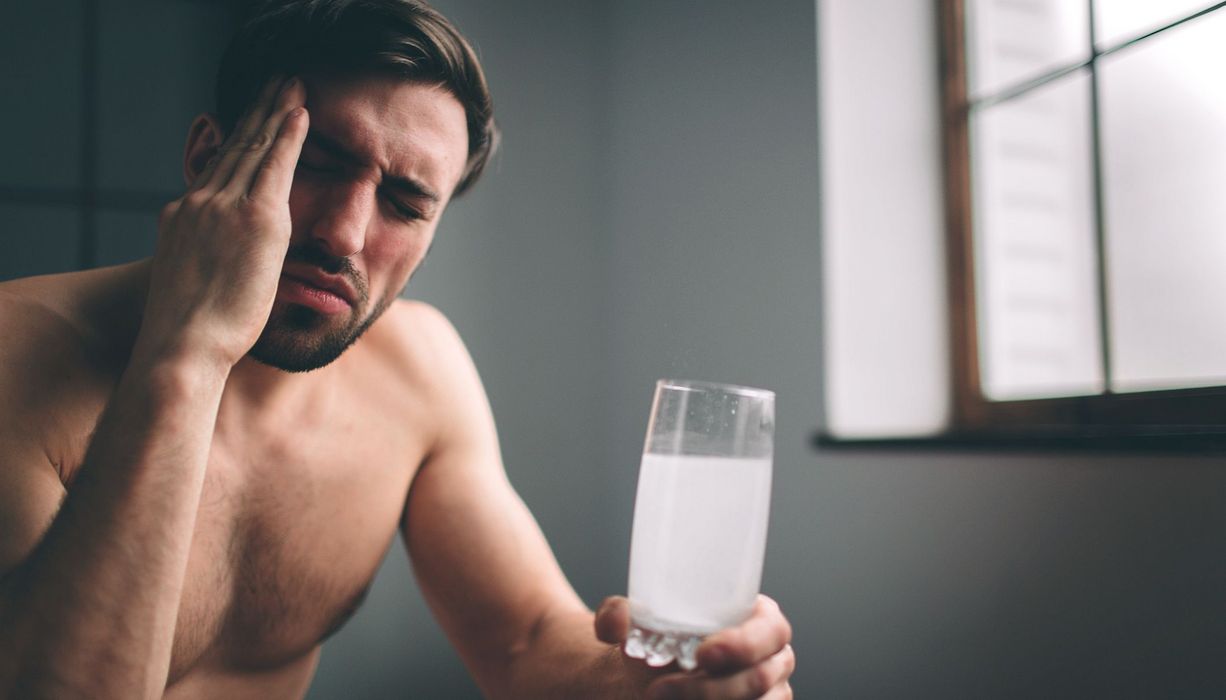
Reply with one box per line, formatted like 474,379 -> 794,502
624,624 -> 704,671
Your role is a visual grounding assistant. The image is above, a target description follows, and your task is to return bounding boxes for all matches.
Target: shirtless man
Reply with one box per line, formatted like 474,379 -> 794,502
0,2 -> 795,698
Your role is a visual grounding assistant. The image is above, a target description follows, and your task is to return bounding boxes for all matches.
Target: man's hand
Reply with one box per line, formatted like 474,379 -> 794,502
595,595 -> 795,699
137,76 -> 309,370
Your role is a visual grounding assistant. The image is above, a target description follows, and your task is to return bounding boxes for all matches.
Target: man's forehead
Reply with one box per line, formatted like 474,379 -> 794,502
304,129 -> 441,204
302,75 -> 469,197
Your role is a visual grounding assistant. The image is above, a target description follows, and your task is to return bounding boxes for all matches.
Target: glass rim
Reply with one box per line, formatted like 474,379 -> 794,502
656,378 -> 775,399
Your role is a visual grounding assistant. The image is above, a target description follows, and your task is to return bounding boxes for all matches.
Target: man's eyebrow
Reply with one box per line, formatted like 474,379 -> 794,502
305,130 -> 441,205
304,130 -> 364,166
382,173 -> 440,206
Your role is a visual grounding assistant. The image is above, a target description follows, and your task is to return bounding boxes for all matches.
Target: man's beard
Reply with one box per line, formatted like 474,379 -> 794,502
247,243 -> 392,373
248,297 -> 391,373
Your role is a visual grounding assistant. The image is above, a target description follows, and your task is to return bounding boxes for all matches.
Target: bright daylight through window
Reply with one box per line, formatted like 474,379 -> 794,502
942,0 -> 1226,435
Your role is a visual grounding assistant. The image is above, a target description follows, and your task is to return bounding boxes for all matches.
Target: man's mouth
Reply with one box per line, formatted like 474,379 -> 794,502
277,269 -> 357,314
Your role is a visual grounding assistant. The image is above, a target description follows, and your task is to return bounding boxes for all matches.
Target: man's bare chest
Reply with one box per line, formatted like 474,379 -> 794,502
164,419 -> 423,683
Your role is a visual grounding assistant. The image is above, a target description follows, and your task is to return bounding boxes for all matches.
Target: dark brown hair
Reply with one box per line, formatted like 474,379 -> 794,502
216,0 -> 498,197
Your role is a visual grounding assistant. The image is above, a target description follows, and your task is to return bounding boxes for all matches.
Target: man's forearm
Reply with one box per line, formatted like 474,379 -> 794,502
501,606 -> 655,700
0,353 -> 228,699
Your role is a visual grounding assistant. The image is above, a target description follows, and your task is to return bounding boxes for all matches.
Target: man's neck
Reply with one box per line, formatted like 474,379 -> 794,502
218,350 -> 347,435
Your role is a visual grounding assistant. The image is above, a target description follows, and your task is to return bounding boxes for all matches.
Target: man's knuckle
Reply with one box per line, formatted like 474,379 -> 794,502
158,201 -> 179,224
232,195 -> 260,217
206,193 -> 236,214
782,644 -> 796,673
181,189 -> 211,210
750,664 -> 774,695
722,628 -> 746,652
249,192 -> 276,210
769,625 -> 789,652
203,200 -> 239,227
245,131 -> 274,153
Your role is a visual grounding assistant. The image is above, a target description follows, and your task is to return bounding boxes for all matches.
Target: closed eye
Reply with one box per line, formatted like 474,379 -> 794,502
382,193 -> 425,222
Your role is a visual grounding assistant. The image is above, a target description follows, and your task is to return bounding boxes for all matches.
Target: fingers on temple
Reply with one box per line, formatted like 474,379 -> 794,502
247,106 -> 309,203
698,596 -> 792,673
204,76 -> 289,192
650,645 -> 795,700
227,78 -> 306,196
594,596 -> 631,645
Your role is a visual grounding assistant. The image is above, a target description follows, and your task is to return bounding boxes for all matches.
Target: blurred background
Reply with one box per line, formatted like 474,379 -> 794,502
2,1 -> 1225,697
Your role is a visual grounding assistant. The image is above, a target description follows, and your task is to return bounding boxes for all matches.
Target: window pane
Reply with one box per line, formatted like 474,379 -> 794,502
971,72 -> 1104,400
1100,9 -> 1226,392
96,209 -> 158,266
966,0 -> 1090,99
98,0 -> 235,192
1094,0 -> 1220,48
0,1 -> 84,189
0,204 -> 80,281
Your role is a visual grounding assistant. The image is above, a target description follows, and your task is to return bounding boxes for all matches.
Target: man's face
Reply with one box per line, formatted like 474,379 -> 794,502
248,74 -> 469,372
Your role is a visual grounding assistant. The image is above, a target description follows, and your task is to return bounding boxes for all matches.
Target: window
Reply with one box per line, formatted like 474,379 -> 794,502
0,2 -> 235,282
940,0 -> 1226,439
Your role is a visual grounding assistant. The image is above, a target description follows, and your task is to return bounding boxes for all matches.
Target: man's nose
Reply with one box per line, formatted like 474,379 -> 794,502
309,181 -> 373,258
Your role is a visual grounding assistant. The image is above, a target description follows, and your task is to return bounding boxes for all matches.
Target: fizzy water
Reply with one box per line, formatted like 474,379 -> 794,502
627,453 -> 772,648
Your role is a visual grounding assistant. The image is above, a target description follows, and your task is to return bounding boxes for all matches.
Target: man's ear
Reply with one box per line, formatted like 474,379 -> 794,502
183,113 -> 226,187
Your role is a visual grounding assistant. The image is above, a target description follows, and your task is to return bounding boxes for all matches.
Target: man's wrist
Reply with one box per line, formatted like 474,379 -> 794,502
126,339 -> 232,407
129,328 -> 236,385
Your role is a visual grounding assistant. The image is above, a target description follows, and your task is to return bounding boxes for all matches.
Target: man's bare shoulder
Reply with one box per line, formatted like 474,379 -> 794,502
0,276 -> 102,397
0,262 -> 147,367
0,273 -> 84,337
362,299 -> 478,387
0,265 -> 148,477
358,299 -> 491,437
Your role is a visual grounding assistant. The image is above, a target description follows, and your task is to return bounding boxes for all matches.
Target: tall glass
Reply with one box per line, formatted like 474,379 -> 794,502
624,379 -> 775,670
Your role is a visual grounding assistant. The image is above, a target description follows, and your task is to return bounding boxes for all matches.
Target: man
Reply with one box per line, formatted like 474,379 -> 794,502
0,1 -> 794,697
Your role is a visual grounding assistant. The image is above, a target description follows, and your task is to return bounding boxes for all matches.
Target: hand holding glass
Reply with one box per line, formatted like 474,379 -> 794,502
624,380 -> 774,670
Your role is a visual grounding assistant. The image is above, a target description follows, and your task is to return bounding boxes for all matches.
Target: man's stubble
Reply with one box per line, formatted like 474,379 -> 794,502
246,243 -> 397,373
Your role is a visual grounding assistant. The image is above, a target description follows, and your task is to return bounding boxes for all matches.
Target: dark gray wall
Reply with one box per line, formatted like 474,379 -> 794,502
599,2 -> 1226,698
0,0 -> 230,277
4,2 -> 1225,699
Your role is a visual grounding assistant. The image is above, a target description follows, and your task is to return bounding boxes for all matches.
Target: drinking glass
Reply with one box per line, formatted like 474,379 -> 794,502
624,379 -> 775,670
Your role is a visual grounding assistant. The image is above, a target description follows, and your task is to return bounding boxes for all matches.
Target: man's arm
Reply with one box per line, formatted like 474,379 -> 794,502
0,318 -> 231,699
0,76 -> 308,699
400,308 -> 793,699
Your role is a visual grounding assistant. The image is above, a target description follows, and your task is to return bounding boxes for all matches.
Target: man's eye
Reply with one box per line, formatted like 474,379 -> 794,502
384,196 -> 424,222
391,201 -> 423,221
